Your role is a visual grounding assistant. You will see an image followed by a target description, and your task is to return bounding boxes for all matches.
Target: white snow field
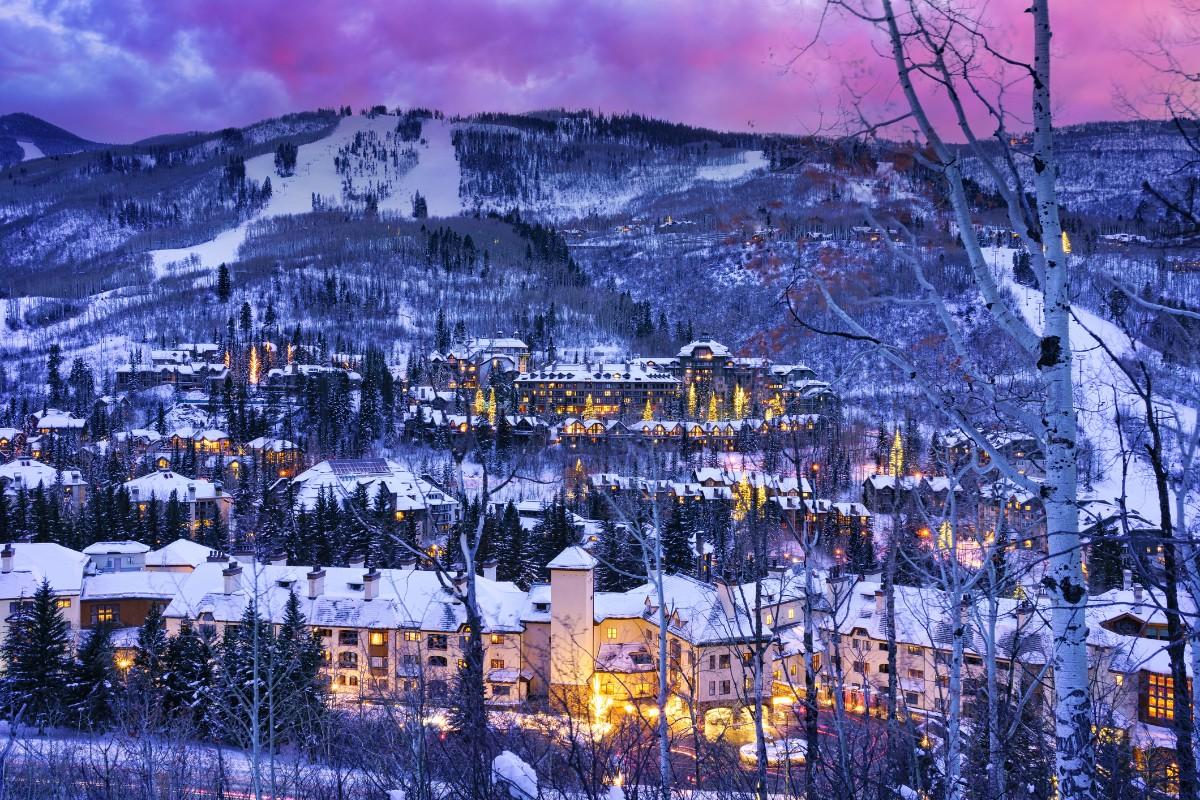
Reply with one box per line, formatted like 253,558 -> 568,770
16,140 -> 44,161
149,115 -> 463,277
694,150 -> 767,182
985,245 -> 1198,527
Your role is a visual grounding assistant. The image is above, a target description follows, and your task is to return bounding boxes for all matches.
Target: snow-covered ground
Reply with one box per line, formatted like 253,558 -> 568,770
985,245 -> 1199,526
149,115 -> 463,277
16,140 -> 44,161
694,150 -> 767,182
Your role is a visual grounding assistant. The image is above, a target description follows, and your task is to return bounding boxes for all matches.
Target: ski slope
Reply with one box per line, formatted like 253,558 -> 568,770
985,245 -> 1198,527
149,115 -> 463,277
16,140 -> 44,161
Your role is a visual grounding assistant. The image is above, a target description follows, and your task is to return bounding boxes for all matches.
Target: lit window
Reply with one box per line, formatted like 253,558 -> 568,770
55,598 -> 72,610
607,626 -> 618,640
369,631 -> 385,646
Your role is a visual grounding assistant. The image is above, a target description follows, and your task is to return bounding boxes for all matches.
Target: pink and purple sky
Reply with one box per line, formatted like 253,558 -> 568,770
0,0 -> 1187,143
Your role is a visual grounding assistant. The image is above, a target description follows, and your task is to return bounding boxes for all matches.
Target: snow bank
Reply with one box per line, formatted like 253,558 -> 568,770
492,750 -> 537,799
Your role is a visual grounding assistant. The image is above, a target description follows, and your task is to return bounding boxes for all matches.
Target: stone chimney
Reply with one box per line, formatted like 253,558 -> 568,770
1,544 -> 13,574
1122,569 -> 1133,592
364,567 -> 380,601
349,554 -> 366,571
130,486 -> 139,502
482,559 -> 498,581
452,569 -> 467,593
187,482 -> 197,503
874,590 -> 885,616
222,561 -> 242,595
1133,582 -> 1144,603
307,568 -> 326,599
270,551 -> 288,567
398,555 -> 418,570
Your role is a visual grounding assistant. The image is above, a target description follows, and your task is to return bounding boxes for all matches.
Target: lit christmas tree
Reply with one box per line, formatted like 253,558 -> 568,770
642,398 -> 654,421
888,428 -> 904,476
248,345 -> 260,385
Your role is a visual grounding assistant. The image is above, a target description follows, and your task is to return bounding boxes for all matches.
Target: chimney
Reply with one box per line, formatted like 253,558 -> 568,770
206,550 -> 227,563
452,569 -> 467,593
130,487 -> 139,502
307,568 -> 326,599
482,559 -> 498,581
349,553 -> 366,571
187,483 -> 197,503
874,590 -> 885,616
398,555 -> 418,570
714,577 -> 736,619
1133,582 -> 1144,603
1122,569 -> 1133,592
222,561 -> 242,595
271,551 -> 288,567
1,544 -> 13,574
363,568 -> 380,601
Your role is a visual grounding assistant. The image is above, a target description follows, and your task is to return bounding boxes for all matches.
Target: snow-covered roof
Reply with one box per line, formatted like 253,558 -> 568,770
516,362 -> 678,384
0,543 -> 88,598
246,436 -> 300,452
677,338 -> 732,358
82,541 -> 150,556
124,471 -> 227,502
0,458 -> 86,489
547,546 -> 597,571
289,458 -> 456,513
164,562 -> 528,633
82,570 -> 188,601
146,538 -> 218,568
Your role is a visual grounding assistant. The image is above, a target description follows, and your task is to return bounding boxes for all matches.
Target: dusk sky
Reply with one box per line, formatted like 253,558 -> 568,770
0,0 -> 1186,143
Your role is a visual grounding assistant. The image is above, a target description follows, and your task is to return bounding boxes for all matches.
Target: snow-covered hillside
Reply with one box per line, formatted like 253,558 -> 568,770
150,115 -> 463,276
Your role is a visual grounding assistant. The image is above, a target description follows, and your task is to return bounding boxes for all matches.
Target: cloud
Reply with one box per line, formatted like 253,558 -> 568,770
0,0 -> 1183,142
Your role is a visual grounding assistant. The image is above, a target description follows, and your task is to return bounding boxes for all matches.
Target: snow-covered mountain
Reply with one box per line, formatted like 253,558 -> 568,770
0,112 -> 103,166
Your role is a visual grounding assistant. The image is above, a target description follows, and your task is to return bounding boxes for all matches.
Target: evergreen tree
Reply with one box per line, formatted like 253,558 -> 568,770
46,344 -> 64,406
1,579 -> 72,731
70,622 -> 117,730
273,592 -> 325,740
661,511 -> 694,575
131,604 -> 170,697
1088,525 -> 1126,593
163,620 -> 215,735
216,263 -> 232,303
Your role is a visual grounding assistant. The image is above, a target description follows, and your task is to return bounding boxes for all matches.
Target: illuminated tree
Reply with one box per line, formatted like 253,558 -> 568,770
732,384 -> 749,419
583,393 -> 596,419
732,475 -> 752,522
473,388 -> 486,416
706,393 -> 719,422
686,383 -> 697,418
487,387 -> 498,426
248,345 -> 260,385
888,428 -> 904,476
642,398 -> 654,421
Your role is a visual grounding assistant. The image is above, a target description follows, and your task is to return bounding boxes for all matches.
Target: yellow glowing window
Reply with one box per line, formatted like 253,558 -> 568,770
403,631 -> 420,642
369,632 -> 385,646
56,598 -> 72,609
491,634 -> 504,644
607,627 -> 618,640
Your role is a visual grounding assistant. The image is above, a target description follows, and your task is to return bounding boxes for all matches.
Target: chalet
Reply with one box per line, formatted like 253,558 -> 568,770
123,470 -> 233,532
0,457 -> 87,509
0,543 -> 88,649
288,459 -> 460,541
